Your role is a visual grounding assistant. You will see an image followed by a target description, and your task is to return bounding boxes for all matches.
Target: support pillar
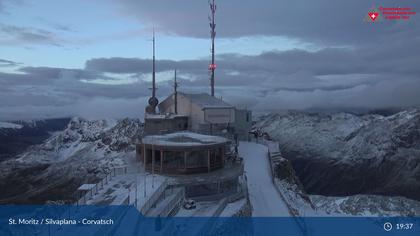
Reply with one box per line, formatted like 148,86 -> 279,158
184,151 -> 187,171
152,148 -> 155,174
143,145 -> 147,171
221,147 -> 224,167
207,149 -> 211,172
142,144 -> 146,163
160,150 -> 164,173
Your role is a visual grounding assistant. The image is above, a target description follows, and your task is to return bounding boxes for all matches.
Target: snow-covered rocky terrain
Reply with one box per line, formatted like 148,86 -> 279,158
272,154 -> 420,216
255,108 -> 420,216
0,122 -> 23,130
311,194 -> 420,216
0,117 -> 143,204
1,109 -> 419,217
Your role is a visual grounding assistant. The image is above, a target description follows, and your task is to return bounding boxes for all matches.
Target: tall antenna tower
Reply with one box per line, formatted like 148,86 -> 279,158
152,28 -> 156,98
173,69 -> 178,114
146,29 -> 159,114
209,0 -> 217,97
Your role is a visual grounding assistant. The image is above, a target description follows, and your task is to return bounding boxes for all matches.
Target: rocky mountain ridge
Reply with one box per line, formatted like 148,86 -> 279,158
0,117 -> 143,204
256,108 -> 420,201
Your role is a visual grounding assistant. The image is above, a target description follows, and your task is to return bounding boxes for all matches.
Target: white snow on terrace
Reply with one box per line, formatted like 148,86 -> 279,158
240,141 -> 303,235
174,201 -> 227,236
142,132 -> 228,147
86,172 -> 166,206
220,199 -> 247,217
239,141 -> 290,217
78,184 -> 96,191
176,201 -> 221,217
0,121 -> 23,129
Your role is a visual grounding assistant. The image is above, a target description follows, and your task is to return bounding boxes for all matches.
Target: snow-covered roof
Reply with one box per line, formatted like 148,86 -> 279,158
144,113 -> 188,120
179,92 -> 233,109
142,131 -> 229,147
77,184 -> 96,191
158,92 -> 233,109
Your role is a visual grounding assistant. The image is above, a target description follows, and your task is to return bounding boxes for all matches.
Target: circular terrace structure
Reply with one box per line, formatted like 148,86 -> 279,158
137,132 -> 230,175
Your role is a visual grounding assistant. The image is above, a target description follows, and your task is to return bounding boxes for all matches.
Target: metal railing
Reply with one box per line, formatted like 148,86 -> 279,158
138,179 -> 169,215
157,187 -> 185,217
75,166 -> 128,205
258,139 -> 309,236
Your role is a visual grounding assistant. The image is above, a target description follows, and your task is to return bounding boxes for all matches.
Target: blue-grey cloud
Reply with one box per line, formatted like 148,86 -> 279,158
0,59 -> 19,67
117,0 -> 420,46
1,0 -> 420,120
0,23 -> 63,46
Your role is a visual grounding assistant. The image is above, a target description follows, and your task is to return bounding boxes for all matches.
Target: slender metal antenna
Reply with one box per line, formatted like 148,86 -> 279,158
146,28 -> 159,114
209,0 -> 217,97
152,28 -> 156,98
174,69 -> 178,114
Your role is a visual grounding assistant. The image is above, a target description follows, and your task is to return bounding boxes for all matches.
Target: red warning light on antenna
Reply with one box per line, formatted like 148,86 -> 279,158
209,64 -> 217,70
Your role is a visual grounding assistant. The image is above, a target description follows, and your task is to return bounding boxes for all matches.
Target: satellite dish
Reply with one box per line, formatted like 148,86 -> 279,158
148,97 -> 159,107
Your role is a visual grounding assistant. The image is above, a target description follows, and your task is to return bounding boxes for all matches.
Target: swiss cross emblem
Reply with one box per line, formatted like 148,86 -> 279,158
365,6 -> 382,23
368,12 -> 379,21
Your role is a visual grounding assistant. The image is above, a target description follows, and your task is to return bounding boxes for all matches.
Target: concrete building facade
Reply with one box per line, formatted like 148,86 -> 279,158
158,92 -> 235,132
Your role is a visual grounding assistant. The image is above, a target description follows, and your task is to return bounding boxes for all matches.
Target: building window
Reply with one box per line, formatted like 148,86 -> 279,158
246,113 -> 250,122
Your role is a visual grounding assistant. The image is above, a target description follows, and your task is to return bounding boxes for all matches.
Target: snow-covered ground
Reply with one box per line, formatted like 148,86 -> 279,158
220,199 -> 247,217
311,194 -> 420,216
239,141 -> 290,216
176,201 -> 221,217
240,141 -> 303,235
0,121 -> 23,129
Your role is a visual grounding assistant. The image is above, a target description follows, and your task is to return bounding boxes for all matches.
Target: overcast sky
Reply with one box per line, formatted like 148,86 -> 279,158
0,0 -> 419,120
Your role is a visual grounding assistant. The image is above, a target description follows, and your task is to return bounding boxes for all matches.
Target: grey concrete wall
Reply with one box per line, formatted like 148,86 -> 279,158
234,109 -> 252,141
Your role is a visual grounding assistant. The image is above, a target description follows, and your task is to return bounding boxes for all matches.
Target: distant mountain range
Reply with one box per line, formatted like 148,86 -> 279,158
1,109 -> 420,216
0,118 -> 71,162
0,117 -> 143,204
256,108 -> 420,201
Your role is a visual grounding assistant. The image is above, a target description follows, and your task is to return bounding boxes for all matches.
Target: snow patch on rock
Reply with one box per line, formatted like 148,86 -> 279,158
0,122 -> 23,129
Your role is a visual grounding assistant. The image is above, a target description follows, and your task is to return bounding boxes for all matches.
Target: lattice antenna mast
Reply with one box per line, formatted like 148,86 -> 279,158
209,0 -> 217,97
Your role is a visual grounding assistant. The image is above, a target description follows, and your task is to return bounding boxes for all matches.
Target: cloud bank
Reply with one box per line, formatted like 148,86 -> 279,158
0,0 -> 419,120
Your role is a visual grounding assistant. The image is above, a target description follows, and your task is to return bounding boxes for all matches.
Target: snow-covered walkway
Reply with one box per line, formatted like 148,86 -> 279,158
239,141 -> 291,217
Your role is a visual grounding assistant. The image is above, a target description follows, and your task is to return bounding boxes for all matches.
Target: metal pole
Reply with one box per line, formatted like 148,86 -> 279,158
152,28 -> 156,98
209,0 -> 216,97
135,175 -> 138,207
152,137 -> 155,189
144,173 -> 147,198
174,69 -> 178,114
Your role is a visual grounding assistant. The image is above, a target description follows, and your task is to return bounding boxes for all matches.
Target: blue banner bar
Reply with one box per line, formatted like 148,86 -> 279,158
0,205 -> 419,236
